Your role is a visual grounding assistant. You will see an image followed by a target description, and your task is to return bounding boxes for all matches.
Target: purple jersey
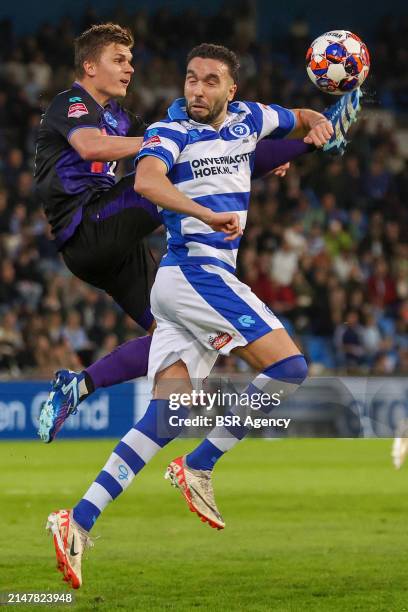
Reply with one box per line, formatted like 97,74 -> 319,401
34,82 -> 143,248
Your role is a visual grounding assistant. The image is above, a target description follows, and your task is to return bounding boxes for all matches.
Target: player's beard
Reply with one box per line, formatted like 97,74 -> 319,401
187,97 -> 226,125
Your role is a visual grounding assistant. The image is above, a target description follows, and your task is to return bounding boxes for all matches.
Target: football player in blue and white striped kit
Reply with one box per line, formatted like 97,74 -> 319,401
46,43 -> 336,587
132,44 -> 333,527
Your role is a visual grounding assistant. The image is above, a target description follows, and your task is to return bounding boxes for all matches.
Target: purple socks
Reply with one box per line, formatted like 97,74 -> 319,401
85,335 -> 152,390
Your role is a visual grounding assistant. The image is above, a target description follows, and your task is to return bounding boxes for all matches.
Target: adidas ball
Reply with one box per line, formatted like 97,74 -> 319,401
306,30 -> 370,95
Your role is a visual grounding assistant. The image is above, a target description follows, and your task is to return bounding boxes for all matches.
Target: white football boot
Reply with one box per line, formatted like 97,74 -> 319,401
46,509 -> 93,588
165,456 -> 225,530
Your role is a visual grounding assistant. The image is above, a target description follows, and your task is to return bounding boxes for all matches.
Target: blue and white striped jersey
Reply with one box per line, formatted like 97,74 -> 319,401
137,97 -> 295,274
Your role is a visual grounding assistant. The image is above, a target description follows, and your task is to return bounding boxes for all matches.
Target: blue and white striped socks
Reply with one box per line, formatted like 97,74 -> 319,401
186,355 -> 308,471
73,399 -> 187,531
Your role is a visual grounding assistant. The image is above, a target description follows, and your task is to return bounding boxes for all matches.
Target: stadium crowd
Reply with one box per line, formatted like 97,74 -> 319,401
0,5 -> 407,378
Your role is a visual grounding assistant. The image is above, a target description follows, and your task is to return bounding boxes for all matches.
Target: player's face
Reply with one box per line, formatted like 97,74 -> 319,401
85,43 -> 134,99
185,57 -> 237,126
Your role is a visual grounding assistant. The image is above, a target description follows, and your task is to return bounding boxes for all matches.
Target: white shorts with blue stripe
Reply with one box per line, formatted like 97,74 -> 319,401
148,264 -> 283,383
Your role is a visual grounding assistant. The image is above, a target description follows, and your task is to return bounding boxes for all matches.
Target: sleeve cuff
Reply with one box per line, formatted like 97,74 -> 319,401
67,124 -> 99,141
136,150 -> 171,173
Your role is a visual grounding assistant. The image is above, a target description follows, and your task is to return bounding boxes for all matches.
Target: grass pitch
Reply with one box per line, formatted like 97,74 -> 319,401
0,438 -> 407,611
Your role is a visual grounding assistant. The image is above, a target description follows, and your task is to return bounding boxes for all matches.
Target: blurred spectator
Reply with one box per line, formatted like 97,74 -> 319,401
47,311 -> 63,343
1,48 -> 26,86
3,148 -> 25,190
361,313 -> 382,363
364,159 -> 393,204
308,268 -> 336,337
283,223 -> 307,255
0,310 -> 23,375
62,311 -> 92,353
324,220 -> 353,258
26,51 -> 51,92
334,311 -> 365,370
0,190 -> 11,233
367,258 -> 397,311
0,260 -> 20,310
270,240 -> 298,286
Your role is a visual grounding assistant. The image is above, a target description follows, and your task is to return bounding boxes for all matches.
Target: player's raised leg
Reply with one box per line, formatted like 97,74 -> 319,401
71,398 -> 187,530
322,88 -> 362,155
152,361 -> 226,530
38,335 -> 153,443
166,333 -> 307,528
185,329 -> 307,473
153,264 -> 308,529
38,176 -> 160,443
47,385 -> 188,588
252,87 -> 362,178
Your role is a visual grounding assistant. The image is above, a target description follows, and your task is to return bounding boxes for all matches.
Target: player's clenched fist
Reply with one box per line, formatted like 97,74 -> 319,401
204,211 -> 242,241
304,116 -> 334,147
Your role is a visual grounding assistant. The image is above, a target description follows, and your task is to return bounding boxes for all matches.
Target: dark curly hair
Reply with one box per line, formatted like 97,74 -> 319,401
186,43 -> 240,83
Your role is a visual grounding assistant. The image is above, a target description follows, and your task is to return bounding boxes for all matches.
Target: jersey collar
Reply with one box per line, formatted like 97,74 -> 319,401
167,97 -> 242,125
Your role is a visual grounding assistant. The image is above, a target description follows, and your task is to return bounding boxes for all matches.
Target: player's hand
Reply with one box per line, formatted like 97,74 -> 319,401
304,116 -> 333,147
204,211 -> 243,241
272,162 -> 290,177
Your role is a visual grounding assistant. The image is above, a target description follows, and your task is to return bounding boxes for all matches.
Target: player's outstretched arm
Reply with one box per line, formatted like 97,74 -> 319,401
70,128 -> 143,162
289,109 -> 333,147
134,156 -> 242,241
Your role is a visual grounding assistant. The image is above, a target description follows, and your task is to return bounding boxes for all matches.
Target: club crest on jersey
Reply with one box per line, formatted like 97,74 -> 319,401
142,135 -> 161,148
68,102 -> 89,118
228,122 -> 251,138
208,331 -> 233,350
103,111 -> 118,128
263,303 -> 277,318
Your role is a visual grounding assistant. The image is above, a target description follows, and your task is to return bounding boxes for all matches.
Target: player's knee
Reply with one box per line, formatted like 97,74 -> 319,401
253,355 -> 308,414
264,354 -> 308,386
287,354 -> 308,385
